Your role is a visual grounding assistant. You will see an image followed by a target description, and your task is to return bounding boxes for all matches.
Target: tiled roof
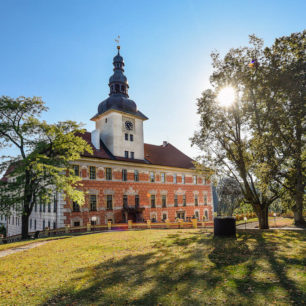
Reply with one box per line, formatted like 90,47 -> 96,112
78,132 -> 195,169
144,143 -> 195,169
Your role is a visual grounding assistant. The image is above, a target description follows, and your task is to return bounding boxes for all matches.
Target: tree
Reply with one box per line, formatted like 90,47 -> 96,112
260,31 -> 305,225
191,36 -> 280,229
0,96 -> 92,239
192,32 -> 305,227
216,177 -> 243,216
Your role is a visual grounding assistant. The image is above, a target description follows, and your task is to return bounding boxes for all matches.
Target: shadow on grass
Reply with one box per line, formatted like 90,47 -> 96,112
42,230 -> 305,306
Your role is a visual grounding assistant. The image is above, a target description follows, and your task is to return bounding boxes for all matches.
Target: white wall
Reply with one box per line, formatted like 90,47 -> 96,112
94,111 -> 145,159
6,192 -> 65,237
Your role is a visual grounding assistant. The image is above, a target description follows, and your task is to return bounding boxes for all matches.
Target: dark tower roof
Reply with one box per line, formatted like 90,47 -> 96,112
91,46 -> 148,121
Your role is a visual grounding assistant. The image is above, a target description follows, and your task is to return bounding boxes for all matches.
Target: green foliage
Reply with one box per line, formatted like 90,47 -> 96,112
0,96 -> 92,237
216,176 -> 243,216
234,201 -> 254,215
0,224 -> 6,237
192,31 -> 305,227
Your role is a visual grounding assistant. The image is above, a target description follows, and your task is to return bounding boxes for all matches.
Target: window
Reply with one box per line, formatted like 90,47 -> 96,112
204,210 -> 208,220
74,221 -> 80,227
106,168 -> 112,180
53,222 -> 56,229
105,118 -> 108,123
125,133 -> 128,140
162,213 -> 167,221
174,194 -> 178,207
73,165 -> 79,176
122,169 -> 127,181
35,203 -> 37,212
202,177 -> 206,185
43,220 -> 45,229
135,195 -> 139,208
183,195 -> 186,206
34,219 -> 36,230
115,84 -> 120,92
48,220 -> 50,228
150,172 -> 155,182
162,195 -> 167,208
123,195 -> 128,208
48,203 -> 51,213
195,211 -> 199,220
131,152 -> 134,159
151,195 -> 156,208
161,173 -> 166,183
73,201 -> 80,212
30,219 -> 32,229
182,175 -> 185,184
125,151 -> 129,158
90,195 -> 97,211
53,195 -> 57,212
204,194 -> 208,205
195,195 -> 198,206
89,166 -> 96,180
134,170 -> 139,181
130,134 -> 134,142
173,174 -> 177,184
107,195 -> 113,210
193,175 -> 197,184
43,203 -> 46,212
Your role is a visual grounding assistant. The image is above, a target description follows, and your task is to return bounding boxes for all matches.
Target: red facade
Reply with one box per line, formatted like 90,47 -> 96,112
64,164 -> 213,226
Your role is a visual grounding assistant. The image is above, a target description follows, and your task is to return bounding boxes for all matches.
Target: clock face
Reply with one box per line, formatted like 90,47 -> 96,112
125,121 -> 133,130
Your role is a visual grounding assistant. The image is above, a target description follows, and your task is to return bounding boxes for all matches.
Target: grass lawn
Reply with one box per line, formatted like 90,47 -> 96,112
0,229 -> 305,305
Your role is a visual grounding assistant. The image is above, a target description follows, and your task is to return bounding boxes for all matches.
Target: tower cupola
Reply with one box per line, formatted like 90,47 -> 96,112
109,46 -> 129,97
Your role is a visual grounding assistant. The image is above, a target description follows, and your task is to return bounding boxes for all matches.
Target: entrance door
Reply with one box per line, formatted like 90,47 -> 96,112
176,211 -> 185,220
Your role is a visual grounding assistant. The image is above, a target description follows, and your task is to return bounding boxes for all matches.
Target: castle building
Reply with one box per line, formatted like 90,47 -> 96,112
4,47 -> 213,236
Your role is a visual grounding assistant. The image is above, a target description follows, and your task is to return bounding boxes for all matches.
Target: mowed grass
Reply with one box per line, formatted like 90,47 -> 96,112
0,229 -> 305,305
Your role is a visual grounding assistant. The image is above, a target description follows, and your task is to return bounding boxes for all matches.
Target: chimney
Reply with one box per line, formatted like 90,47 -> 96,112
162,141 -> 168,147
91,129 -> 100,150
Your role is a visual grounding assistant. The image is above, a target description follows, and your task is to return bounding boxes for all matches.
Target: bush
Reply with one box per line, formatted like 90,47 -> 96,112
0,225 -> 6,237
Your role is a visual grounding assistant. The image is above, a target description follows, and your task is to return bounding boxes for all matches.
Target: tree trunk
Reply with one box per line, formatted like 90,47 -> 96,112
293,167 -> 305,226
256,205 -> 269,229
292,200 -> 305,226
292,117 -> 305,226
21,212 -> 29,240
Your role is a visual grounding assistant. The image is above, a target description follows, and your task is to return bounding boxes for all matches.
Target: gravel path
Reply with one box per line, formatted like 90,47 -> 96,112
0,241 -> 49,258
236,220 -> 305,230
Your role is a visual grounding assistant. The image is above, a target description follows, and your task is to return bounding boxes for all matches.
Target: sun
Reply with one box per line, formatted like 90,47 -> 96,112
217,86 -> 236,107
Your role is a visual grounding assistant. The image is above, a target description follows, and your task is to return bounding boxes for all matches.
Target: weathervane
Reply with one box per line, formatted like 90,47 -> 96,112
115,35 -> 120,50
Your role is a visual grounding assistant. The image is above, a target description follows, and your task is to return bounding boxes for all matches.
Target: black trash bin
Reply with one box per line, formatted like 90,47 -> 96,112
214,217 -> 236,237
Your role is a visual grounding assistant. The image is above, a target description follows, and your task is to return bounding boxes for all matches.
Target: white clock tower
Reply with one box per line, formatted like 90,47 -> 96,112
90,46 -> 148,160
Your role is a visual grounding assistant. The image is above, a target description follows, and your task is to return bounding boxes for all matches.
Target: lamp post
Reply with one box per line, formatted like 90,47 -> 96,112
91,216 -> 97,231
244,216 -> 247,230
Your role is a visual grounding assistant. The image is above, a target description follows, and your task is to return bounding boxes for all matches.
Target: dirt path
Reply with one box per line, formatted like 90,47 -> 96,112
0,241 -> 49,258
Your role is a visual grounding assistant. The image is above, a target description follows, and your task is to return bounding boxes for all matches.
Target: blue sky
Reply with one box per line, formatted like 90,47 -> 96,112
0,0 -> 305,158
